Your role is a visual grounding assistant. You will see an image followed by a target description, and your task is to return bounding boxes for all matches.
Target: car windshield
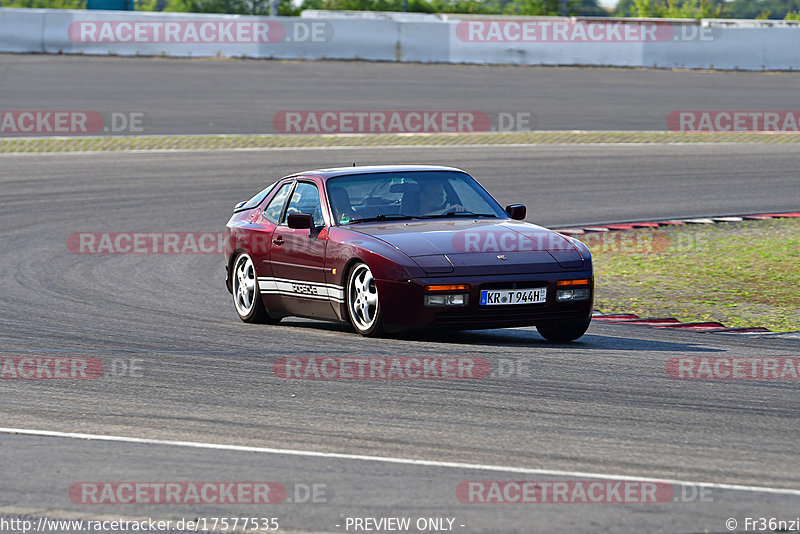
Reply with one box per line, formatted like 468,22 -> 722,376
326,171 -> 507,225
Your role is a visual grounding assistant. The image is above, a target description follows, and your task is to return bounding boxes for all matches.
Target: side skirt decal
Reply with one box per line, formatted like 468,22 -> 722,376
258,277 -> 344,303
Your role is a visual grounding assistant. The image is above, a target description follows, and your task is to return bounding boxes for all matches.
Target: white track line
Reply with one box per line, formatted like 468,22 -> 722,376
1,427 -> 798,496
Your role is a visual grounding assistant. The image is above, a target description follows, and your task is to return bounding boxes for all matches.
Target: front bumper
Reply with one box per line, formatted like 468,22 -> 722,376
377,272 -> 593,331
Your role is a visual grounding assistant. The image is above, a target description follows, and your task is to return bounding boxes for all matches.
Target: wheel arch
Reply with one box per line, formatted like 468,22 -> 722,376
339,256 -> 370,323
226,247 -> 250,294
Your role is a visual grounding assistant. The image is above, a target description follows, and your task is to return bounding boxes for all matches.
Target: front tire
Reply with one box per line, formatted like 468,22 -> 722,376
232,252 -> 280,324
346,262 -> 384,337
536,317 -> 591,342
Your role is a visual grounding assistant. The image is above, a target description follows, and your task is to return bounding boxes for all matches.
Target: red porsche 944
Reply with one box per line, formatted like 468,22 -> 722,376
224,165 -> 593,341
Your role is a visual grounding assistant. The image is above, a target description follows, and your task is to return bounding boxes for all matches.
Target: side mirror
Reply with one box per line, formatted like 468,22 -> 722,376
287,213 -> 314,230
505,204 -> 526,220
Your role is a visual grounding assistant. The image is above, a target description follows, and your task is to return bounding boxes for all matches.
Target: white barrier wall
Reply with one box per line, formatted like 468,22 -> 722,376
0,8 -> 47,53
641,28 -> 800,70
2,7 -> 800,70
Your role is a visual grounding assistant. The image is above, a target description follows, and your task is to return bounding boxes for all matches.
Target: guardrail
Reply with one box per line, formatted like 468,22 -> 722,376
1,7 -> 799,70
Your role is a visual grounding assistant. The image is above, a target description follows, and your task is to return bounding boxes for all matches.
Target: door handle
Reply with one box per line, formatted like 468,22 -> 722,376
272,236 -> 285,246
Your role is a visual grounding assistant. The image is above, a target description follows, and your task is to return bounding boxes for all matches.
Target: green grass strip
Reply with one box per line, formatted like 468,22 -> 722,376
3,130 -> 800,153
590,217 -> 800,332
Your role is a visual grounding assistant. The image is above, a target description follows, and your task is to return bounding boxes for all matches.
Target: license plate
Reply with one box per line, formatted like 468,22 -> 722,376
479,288 -> 547,306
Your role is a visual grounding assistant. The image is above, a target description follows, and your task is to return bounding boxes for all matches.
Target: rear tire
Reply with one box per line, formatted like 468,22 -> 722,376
536,317 -> 591,342
232,252 -> 280,324
346,262 -> 384,337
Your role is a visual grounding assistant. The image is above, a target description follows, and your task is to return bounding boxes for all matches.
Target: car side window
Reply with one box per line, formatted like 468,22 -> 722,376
283,182 -> 324,227
263,182 -> 293,224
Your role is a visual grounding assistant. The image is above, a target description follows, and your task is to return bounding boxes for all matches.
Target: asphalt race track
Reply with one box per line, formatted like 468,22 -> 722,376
1,56 -> 799,534
3,55 -> 800,133
1,143 -> 799,533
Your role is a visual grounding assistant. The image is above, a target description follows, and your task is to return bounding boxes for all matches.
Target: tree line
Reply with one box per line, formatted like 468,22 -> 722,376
3,0 -> 800,22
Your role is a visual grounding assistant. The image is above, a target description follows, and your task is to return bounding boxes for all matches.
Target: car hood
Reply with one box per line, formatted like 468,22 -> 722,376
349,219 -> 586,275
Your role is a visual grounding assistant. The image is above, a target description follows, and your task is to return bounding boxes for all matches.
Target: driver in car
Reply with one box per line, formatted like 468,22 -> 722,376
418,180 -> 464,215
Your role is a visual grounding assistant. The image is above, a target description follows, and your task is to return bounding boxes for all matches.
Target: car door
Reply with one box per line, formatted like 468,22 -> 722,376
254,180 -> 294,315
268,180 -> 335,319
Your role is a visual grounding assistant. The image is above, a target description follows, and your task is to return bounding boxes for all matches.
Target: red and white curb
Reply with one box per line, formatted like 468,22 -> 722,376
592,312 -> 762,333
591,312 -> 800,339
574,212 -> 800,337
552,212 -> 800,235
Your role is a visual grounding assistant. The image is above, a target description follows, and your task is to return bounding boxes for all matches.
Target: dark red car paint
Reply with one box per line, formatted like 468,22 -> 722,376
224,165 -> 593,332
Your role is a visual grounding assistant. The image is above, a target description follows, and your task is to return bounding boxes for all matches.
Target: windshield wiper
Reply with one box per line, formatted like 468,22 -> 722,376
348,214 -> 417,223
419,211 -> 498,219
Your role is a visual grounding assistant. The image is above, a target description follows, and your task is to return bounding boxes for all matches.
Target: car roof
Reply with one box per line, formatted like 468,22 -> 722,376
288,164 -> 467,180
